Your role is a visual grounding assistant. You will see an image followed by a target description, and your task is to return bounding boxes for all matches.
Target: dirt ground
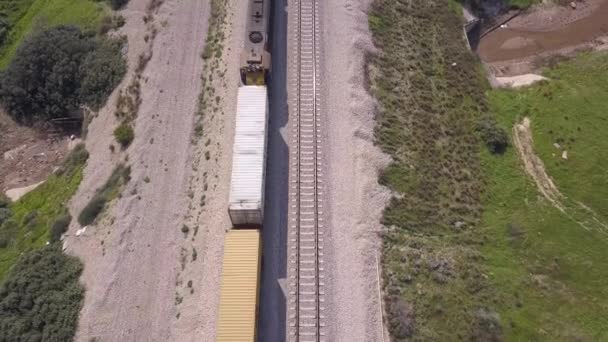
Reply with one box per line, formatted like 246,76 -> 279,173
62,0 -> 215,340
0,111 -> 70,197
321,0 -> 391,341
478,0 -> 608,75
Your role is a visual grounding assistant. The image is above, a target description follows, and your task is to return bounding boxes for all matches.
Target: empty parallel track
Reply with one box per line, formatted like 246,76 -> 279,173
289,0 -> 324,341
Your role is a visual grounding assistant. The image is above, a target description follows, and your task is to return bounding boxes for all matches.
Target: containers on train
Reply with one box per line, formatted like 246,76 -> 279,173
216,229 -> 262,341
228,86 -> 268,227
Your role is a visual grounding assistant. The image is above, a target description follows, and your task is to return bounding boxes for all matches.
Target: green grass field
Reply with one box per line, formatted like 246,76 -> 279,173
0,146 -> 87,281
482,52 -> 608,340
0,0 -> 106,68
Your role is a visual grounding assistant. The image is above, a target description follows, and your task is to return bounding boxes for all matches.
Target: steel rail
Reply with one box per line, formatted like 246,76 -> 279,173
289,0 -> 323,341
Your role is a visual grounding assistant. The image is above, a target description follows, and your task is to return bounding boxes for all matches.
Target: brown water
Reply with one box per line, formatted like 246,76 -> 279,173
478,1 -> 608,62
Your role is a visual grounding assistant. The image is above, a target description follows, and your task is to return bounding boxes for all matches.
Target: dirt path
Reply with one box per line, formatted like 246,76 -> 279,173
478,0 -> 608,63
0,112 -> 70,194
64,0 -> 211,340
512,117 -> 565,211
513,117 -> 608,235
322,0 -> 391,340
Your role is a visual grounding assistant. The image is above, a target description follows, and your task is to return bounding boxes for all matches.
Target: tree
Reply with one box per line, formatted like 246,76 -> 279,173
0,26 -> 96,123
0,25 -> 126,125
0,245 -> 84,341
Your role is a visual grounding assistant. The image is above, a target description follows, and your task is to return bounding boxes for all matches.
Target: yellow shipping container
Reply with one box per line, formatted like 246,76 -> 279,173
217,229 -> 262,342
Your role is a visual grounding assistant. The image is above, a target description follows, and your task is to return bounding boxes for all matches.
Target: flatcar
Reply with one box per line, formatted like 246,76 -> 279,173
240,0 -> 271,85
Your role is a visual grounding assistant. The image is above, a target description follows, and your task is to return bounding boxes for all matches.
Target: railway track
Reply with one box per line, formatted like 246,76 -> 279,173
289,0 -> 325,341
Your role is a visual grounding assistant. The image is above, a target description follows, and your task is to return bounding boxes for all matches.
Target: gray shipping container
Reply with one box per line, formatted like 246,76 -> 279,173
228,86 -> 268,226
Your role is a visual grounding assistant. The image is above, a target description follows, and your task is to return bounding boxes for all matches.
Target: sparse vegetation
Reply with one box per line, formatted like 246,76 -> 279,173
0,144 -> 88,281
78,164 -> 131,226
371,0 -> 608,340
0,245 -> 84,342
114,123 -> 134,148
0,25 -> 126,124
50,214 -> 71,242
477,114 -> 509,154
369,0 -> 497,339
107,0 -> 129,10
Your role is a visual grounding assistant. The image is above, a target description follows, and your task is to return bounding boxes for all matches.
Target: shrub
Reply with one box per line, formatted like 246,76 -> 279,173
114,123 -> 134,148
0,245 -> 84,342
78,194 -> 107,226
0,208 -> 11,226
108,0 -> 130,10
386,296 -> 415,339
0,26 -> 96,123
77,164 -> 130,226
0,193 -> 10,208
0,15 -> 9,46
471,308 -> 503,342
50,214 -> 72,242
79,39 -> 127,109
56,143 -> 89,176
477,115 -> 509,154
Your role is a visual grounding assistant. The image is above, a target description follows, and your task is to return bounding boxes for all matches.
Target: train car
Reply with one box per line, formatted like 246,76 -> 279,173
217,229 -> 262,342
227,86 -> 269,226
240,0 -> 271,85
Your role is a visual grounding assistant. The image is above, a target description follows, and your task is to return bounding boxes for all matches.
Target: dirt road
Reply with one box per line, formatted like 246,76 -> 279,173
478,0 -> 608,62
65,0 -> 211,340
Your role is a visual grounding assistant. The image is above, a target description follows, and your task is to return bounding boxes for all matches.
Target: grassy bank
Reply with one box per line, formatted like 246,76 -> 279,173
369,0 -> 501,340
370,0 -> 608,340
0,0 -> 106,68
0,145 -> 88,281
482,52 -> 608,340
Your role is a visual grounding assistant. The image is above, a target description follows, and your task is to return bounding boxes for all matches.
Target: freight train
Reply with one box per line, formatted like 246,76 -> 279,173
216,0 -> 271,341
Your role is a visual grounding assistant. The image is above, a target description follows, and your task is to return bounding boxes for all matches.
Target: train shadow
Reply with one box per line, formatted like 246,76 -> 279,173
259,0 -> 288,341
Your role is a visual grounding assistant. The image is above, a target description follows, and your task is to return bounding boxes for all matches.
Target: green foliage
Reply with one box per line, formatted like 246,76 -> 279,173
477,115 -> 508,154
0,0 -> 106,68
369,0 -> 503,340
80,38 -> 126,109
113,123 -> 134,148
107,0 -> 129,10
482,52 -> 608,340
49,214 -> 71,242
0,145 -> 88,281
0,25 -> 126,124
0,245 -> 83,341
78,164 -> 130,226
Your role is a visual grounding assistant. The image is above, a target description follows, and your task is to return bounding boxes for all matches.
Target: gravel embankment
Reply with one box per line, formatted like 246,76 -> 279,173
64,0 -> 211,340
321,0 -> 391,341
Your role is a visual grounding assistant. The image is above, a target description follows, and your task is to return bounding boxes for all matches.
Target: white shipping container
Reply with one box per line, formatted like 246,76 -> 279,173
228,86 -> 268,226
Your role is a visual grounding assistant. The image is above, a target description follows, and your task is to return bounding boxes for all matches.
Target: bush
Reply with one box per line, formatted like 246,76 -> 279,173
108,0 -> 130,10
0,26 -> 95,123
477,115 -> 509,154
0,208 -> 11,226
0,25 -> 126,125
0,15 -> 9,46
471,308 -> 503,342
0,245 -> 84,342
50,214 -> 72,242
114,123 -> 134,148
79,39 -> 127,109
55,143 -> 89,178
78,194 -> 107,226
0,193 -> 10,208
77,164 -> 130,226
